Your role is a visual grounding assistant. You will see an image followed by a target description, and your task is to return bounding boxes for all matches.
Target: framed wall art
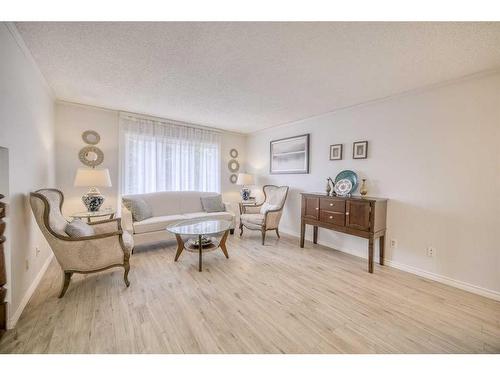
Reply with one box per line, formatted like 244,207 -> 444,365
353,141 -> 368,159
270,134 -> 310,174
329,144 -> 343,160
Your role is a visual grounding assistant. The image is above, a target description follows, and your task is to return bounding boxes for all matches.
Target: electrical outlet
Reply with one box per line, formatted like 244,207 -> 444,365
25,258 -> 29,271
35,247 -> 40,257
390,239 -> 397,249
426,246 -> 436,257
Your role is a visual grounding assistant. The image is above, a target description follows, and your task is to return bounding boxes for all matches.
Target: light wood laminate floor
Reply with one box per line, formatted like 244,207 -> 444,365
1,233 -> 499,353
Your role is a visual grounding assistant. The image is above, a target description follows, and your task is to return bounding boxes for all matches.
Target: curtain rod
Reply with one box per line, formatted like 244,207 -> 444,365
119,111 -> 245,136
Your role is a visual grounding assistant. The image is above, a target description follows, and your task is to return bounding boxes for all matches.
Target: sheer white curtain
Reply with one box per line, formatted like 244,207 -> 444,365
120,115 -> 221,195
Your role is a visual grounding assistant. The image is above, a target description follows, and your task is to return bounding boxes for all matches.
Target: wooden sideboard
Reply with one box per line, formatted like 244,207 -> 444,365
300,192 -> 387,273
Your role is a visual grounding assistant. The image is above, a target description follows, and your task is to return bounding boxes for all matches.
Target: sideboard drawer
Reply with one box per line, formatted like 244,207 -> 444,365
319,210 -> 345,226
319,198 -> 346,212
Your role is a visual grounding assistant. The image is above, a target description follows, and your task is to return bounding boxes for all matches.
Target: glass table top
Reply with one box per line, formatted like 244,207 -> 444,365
166,219 -> 231,236
70,208 -> 115,217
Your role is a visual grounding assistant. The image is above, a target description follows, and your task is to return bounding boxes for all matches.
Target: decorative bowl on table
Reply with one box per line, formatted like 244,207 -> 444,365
192,236 -> 213,247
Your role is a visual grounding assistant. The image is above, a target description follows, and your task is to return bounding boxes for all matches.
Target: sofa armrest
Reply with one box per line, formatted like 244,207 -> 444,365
121,204 -> 134,233
224,201 -> 239,217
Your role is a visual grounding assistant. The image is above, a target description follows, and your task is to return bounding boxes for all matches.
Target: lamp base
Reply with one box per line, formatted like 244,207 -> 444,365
82,187 -> 105,212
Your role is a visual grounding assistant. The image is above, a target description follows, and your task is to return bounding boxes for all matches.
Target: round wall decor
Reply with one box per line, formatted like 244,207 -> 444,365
229,174 -> 238,184
79,146 -> 104,167
228,159 -> 240,173
81,130 -> 101,145
229,148 -> 238,158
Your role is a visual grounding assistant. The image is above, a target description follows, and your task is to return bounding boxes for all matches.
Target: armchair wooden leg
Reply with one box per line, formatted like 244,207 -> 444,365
239,223 -> 244,236
261,229 -> 266,245
123,262 -> 130,287
230,228 -> 235,235
275,228 -> 280,238
59,272 -> 73,298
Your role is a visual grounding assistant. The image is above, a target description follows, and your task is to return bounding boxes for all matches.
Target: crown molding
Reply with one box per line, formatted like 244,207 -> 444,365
56,99 -> 247,137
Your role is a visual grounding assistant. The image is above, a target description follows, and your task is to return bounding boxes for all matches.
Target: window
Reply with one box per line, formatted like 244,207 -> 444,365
120,115 -> 221,195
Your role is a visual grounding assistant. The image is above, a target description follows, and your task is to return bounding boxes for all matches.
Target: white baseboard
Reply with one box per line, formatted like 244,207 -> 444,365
7,253 -> 54,329
281,228 -> 500,302
384,259 -> 500,301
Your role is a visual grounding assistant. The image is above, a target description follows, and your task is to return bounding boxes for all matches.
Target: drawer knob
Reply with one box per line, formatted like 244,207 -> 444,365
315,207 -> 319,210
346,212 -> 350,215
329,216 -> 333,219
329,203 -> 333,206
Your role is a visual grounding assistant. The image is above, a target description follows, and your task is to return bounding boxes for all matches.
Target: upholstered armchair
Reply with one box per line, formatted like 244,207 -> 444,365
239,185 -> 289,245
30,189 -> 133,298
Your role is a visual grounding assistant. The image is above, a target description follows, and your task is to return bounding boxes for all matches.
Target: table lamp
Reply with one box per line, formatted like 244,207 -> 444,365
74,167 -> 112,212
236,173 -> 253,201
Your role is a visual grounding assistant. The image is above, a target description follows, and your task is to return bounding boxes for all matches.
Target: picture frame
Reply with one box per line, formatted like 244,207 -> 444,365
353,141 -> 368,159
270,134 -> 310,174
329,144 -> 343,160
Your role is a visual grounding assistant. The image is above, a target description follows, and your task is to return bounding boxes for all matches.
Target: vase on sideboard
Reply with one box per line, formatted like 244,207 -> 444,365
360,179 -> 368,196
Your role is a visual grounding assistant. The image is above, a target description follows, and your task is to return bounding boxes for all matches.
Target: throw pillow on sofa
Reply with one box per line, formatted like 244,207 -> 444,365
65,219 -> 96,237
200,195 -> 225,213
123,197 -> 153,222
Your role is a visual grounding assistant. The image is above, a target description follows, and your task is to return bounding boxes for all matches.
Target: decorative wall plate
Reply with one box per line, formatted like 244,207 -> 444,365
334,170 -> 358,193
229,149 -> 238,158
81,130 -> 101,145
229,174 -> 238,184
228,159 -> 240,173
334,179 -> 353,196
79,146 -> 104,167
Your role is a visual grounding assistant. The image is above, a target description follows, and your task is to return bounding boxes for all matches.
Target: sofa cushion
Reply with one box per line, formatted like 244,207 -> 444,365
184,211 -> 234,222
122,197 -> 153,222
125,191 -> 222,217
65,219 -> 95,237
241,213 -> 265,226
133,214 -> 187,234
200,195 -> 225,213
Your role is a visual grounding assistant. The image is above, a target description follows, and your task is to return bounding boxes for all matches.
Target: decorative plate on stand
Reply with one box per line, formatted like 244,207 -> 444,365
334,179 -> 353,196
334,170 -> 358,196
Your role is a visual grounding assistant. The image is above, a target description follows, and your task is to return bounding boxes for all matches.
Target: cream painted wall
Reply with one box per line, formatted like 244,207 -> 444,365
0,23 -> 55,326
55,102 -> 247,216
246,72 -> 500,296
55,103 -> 119,216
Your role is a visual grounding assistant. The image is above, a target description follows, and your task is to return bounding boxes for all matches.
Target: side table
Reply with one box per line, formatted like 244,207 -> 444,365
70,208 -> 115,223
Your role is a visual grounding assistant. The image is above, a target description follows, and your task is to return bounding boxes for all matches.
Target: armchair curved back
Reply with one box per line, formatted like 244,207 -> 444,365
30,189 -> 68,238
263,185 -> 289,210
30,189 -> 73,268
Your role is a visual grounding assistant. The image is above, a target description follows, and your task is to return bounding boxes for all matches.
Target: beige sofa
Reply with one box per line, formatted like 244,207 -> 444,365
121,191 -> 237,246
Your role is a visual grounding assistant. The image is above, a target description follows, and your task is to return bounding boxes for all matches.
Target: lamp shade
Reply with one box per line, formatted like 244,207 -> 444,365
236,173 -> 253,185
74,168 -> 112,187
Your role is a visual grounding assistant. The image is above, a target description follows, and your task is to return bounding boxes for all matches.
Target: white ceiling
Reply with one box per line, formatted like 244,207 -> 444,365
16,22 -> 500,133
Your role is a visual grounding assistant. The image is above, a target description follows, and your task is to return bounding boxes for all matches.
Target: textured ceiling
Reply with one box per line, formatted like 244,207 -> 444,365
15,22 -> 500,133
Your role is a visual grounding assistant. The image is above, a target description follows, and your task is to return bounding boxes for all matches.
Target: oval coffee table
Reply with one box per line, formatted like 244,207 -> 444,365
166,219 -> 231,272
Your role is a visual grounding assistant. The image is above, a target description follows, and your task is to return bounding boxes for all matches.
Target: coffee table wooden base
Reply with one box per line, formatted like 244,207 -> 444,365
174,230 -> 229,272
